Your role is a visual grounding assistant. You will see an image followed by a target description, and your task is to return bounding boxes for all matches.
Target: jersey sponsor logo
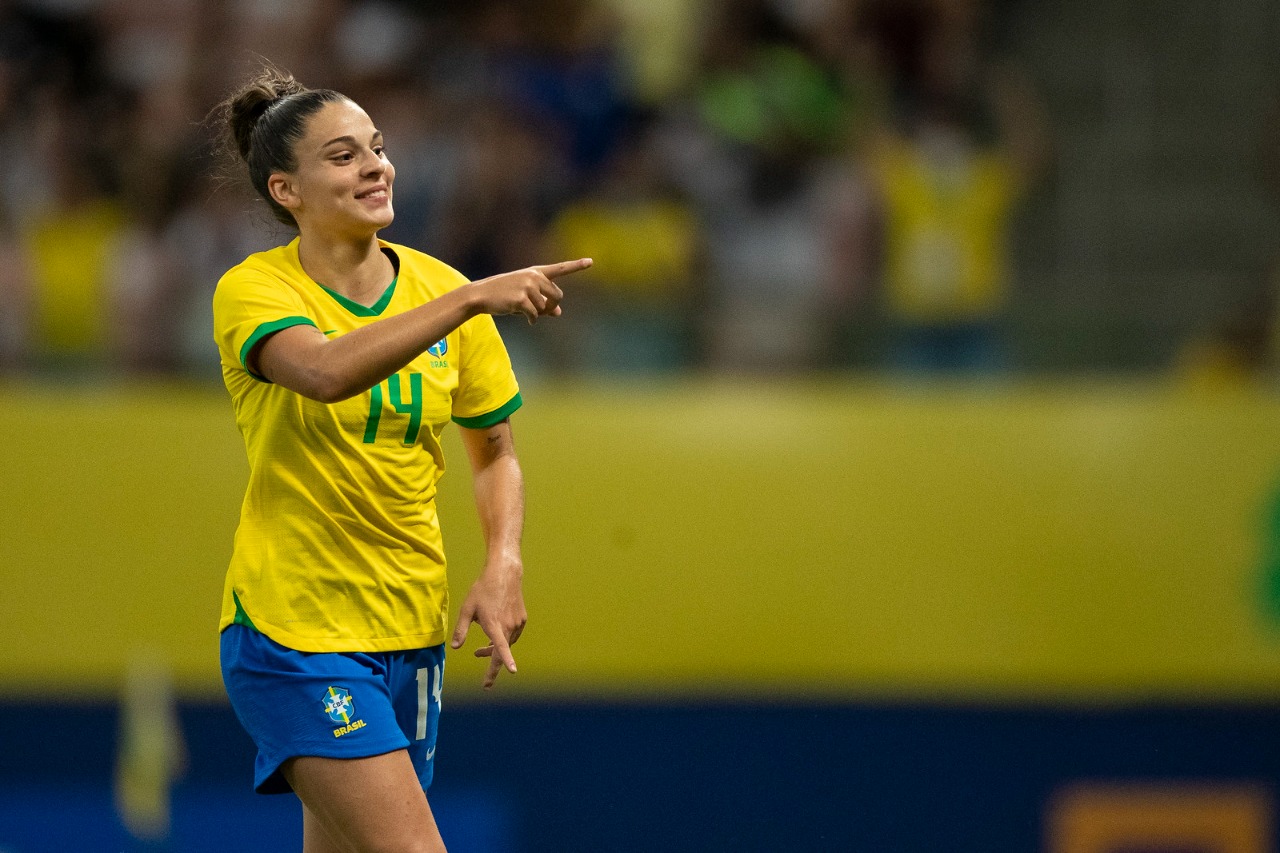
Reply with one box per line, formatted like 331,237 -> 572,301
323,686 -> 356,724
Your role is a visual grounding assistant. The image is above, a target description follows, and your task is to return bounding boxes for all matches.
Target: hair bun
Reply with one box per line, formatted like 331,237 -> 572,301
225,67 -> 306,160
210,63 -> 346,228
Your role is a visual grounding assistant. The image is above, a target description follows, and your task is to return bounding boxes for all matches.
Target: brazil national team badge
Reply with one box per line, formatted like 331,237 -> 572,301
323,686 -> 366,737
427,338 -> 449,368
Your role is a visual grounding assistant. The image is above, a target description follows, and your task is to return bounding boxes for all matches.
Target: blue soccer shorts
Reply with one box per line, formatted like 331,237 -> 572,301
220,624 -> 445,795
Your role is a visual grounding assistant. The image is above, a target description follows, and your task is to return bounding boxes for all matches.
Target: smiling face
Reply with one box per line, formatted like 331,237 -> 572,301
267,98 -> 395,240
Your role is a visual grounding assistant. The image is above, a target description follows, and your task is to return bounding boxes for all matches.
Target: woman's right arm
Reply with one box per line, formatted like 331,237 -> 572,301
253,259 -> 590,402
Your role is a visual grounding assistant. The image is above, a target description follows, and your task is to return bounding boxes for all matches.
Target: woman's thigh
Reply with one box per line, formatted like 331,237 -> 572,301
286,749 -> 447,853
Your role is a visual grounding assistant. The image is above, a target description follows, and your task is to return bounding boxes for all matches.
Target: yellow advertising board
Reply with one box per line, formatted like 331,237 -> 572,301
3,378 -> 1280,702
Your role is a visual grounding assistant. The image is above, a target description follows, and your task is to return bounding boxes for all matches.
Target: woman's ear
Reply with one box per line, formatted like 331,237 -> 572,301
267,173 -> 299,213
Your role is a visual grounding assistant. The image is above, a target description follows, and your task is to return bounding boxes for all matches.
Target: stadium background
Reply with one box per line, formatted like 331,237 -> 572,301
4,0 -> 1280,851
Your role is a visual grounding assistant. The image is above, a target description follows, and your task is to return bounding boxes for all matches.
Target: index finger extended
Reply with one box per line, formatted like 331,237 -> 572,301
532,258 -> 593,280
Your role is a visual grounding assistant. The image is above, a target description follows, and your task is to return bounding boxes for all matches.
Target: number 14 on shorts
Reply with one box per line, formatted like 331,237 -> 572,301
415,664 -> 442,740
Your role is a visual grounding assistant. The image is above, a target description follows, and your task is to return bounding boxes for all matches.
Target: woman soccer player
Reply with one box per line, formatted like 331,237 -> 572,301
210,66 -> 590,852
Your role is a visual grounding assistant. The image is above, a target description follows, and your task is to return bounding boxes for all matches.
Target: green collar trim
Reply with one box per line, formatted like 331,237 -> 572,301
317,276 -> 398,317
314,245 -> 401,317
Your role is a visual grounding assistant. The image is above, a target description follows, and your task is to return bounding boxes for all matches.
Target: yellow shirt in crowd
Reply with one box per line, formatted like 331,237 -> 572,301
877,137 -> 1018,324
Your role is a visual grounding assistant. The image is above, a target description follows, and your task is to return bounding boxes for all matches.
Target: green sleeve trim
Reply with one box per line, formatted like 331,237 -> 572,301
231,590 -> 259,632
239,316 -> 317,382
453,391 -> 523,429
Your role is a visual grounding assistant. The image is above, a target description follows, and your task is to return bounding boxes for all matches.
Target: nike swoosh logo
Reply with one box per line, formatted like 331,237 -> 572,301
424,747 -> 436,761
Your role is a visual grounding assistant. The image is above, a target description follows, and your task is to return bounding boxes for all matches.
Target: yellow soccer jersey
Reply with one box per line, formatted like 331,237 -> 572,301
212,237 -> 521,653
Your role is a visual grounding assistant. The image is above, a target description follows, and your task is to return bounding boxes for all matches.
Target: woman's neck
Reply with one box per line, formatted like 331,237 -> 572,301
296,231 -> 394,304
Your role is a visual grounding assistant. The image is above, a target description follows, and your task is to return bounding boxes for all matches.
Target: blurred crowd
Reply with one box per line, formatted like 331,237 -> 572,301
0,0 -> 1053,378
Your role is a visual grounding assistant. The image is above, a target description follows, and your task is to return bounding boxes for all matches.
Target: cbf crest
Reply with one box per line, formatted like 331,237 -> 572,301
427,337 -> 449,368
323,686 -> 355,724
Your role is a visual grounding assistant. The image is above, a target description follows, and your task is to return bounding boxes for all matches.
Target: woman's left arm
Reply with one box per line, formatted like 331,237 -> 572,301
451,418 -> 528,689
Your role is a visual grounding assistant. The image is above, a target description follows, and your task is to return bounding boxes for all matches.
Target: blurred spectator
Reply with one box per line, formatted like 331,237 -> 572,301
696,3 -> 848,154
219,0 -> 338,88
1224,85 -> 1280,388
21,89 -> 126,368
163,172 -> 284,373
107,86 -> 206,372
866,0 -> 1047,374
1175,282 -> 1276,390
0,49 -> 32,369
350,77 -> 462,253
658,0 -> 880,371
433,99 -> 570,281
545,121 -> 705,373
0,206 -> 31,370
602,0 -> 706,106
429,0 -> 632,184
6,0 -> 1263,382
428,98 -> 571,374
1176,83 -> 1280,391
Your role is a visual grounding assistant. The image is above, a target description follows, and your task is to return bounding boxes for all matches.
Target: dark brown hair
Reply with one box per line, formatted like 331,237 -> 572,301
212,64 -> 348,227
